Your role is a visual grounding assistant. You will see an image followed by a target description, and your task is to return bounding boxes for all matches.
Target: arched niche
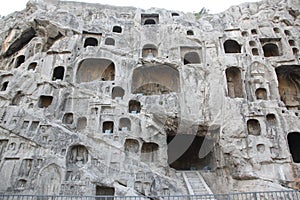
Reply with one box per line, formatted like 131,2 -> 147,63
112,26 -> 122,33
187,30 -> 194,35
15,55 -> 25,68
38,95 -> 53,108
144,19 -> 156,25
112,86 -> 125,99
225,67 -> 243,98
246,61 -> 277,102
183,52 -> 200,64
28,62 -> 37,71
63,113 -> 73,124
224,40 -> 241,53
247,119 -> 261,136
141,14 -> 159,25
124,139 -> 139,153
1,81 -> 9,91
266,113 -> 277,127
84,37 -> 98,47
52,66 -> 65,81
105,38 -> 115,46
255,88 -> 267,100
287,132 -> 300,163
129,100 -> 141,114
76,58 -> 115,83
103,121 -> 114,134
119,118 -> 131,131
142,44 -> 158,58
37,164 -> 61,195
263,43 -> 280,57
132,64 -> 180,95
275,65 -> 300,110
67,145 -> 89,166
141,142 -> 159,162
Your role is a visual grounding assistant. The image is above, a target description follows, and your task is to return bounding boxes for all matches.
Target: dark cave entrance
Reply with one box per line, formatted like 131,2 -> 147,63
167,135 -> 215,170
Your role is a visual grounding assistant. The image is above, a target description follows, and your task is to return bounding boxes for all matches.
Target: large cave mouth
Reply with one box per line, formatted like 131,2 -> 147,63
131,64 -> 180,95
167,135 -> 215,170
76,58 -> 115,83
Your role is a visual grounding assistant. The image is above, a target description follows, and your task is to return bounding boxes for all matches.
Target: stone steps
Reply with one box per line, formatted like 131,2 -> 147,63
181,171 -> 214,195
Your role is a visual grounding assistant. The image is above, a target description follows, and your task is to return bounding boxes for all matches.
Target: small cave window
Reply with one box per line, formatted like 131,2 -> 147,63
263,43 -> 280,57
273,27 -> 280,33
172,13 -> 179,17
15,55 -> 25,68
252,48 -> 259,56
119,118 -> 131,131
284,30 -> 291,36
112,26 -> 122,33
129,100 -> 141,114
67,145 -> 88,165
187,30 -> 194,35
84,37 -> 98,47
224,40 -> 241,53
124,139 -> 139,153
96,186 -> 115,200
288,40 -> 296,46
249,41 -> 256,47
105,38 -> 115,46
112,86 -> 125,99
183,52 -> 200,64
247,119 -> 261,136
241,31 -> 249,37
63,113 -> 73,124
142,44 -> 158,58
1,81 -> 9,91
52,66 -> 65,81
266,113 -> 277,127
292,48 -> 299,55
255,88 -> 267,100
103,121 -> 114,134
225,67 -> 243,98
28,62 -> 37,71
38,95 -> 53,108
287,132 -> 300,163
251,29 -> 258,34
141,142 -> 159,162
144,19 -> 156,25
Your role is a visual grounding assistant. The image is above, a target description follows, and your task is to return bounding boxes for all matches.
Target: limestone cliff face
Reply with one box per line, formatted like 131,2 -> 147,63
0,0 -> 299,196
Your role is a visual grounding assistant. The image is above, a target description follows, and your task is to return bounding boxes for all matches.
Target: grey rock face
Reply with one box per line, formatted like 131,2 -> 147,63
0,0 -> 299,196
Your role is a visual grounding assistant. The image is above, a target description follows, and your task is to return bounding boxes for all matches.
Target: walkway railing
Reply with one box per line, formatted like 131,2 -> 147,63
0,190 -> 299,200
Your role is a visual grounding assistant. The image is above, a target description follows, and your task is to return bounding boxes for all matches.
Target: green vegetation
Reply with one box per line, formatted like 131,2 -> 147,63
194,7 -> 209,19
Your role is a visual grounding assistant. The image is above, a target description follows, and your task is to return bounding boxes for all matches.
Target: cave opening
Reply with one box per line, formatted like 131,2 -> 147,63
167,135 -> 214,170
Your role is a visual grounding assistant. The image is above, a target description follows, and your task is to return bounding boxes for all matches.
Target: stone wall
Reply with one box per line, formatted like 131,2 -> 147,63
0,0 -> 299,196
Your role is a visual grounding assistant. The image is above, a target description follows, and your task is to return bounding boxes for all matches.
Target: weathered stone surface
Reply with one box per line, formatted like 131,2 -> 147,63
0,0 -> 299,196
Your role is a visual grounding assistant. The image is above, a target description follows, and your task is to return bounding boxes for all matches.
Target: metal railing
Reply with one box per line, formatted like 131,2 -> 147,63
0,190 -> 299,200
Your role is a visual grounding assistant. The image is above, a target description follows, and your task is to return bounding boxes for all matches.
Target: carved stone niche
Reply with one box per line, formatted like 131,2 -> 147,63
67,145 -> 89,167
